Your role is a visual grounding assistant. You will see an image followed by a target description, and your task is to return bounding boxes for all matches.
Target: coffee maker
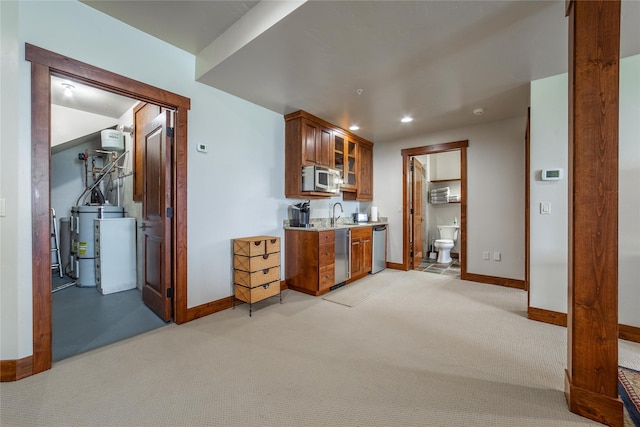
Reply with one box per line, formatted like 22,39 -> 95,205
290,200 -> 311,227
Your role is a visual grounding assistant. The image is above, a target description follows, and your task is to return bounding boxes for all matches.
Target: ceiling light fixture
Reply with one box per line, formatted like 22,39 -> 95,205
349,125 -> 360,131
473,107 -> 484,116
401,116 -> 413,123
61,83 -> 75,97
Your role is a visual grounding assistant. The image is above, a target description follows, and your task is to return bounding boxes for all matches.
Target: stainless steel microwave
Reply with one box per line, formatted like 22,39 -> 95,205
302,166 -> 341,194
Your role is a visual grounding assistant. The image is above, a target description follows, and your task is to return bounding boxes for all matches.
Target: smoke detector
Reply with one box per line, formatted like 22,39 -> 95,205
473,108 -> 484,116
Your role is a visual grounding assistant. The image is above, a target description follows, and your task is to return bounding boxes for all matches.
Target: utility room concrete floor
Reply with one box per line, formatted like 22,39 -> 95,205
52,274 -> 168,362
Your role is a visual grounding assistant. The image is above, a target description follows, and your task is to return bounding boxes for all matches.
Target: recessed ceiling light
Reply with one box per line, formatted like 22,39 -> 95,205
349,125 -> 360,131
61,83 -> 75,97
473,108 -> 484,116
401,116 -> 413,123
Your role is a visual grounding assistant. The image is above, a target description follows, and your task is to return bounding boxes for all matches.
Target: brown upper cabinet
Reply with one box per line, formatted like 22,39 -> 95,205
301,119 -> 333,168
343,139 -> 373,201
285,110 -> 373,200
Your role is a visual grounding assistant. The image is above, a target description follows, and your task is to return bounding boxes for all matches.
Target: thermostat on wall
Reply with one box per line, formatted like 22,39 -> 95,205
542,168 -> 563,181
196,143 -> 208,153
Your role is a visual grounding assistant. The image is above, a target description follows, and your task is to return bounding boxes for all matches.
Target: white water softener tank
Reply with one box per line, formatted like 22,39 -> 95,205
70,205 -> 124,286
100,129 -> 124,151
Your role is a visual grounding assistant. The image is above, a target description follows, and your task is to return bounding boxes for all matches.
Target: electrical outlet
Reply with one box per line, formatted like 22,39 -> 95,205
493,251 -> 501,261
482,251 -> 490,260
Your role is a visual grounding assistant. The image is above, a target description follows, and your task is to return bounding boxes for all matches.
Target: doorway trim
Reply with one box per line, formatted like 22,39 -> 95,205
25,43 -> 190,375
400,141 -> 469,275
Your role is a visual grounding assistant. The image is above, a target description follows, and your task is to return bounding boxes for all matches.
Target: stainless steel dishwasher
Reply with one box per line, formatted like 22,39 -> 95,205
334,228 -> 351,285
371,224 -> 387,274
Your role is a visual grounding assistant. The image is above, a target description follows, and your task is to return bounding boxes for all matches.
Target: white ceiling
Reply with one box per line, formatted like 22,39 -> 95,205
51,75 -> 137,119
81,0 -> 640,143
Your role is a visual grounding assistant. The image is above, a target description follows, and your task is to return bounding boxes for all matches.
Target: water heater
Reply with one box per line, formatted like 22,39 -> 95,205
101,129 -> 124,151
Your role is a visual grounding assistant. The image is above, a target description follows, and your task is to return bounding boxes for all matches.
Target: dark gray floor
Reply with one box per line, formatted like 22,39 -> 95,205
52,274 -> 169,362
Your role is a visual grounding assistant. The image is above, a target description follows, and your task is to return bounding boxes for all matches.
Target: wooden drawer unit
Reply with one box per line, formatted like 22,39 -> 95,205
233,251 -> 280,272
234,281 -> 280,304
233,235 -> 282,316
234,236 -> 280,257
234,266 -> 281,287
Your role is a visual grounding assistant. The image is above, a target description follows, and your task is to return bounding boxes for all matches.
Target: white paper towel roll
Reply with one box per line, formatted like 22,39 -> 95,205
371,206 -> 378,222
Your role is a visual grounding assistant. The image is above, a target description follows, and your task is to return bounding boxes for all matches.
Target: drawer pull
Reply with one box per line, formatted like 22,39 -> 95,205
262,283 -> 270,289
263,254 -> 269,260
270,239 -> 277,243
262,268 -> 270,274
254,241 -> 261,246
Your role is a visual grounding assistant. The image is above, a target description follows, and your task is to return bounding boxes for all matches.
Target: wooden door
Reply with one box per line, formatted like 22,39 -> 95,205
411,158 -> 424,268
142,111 -> 173,321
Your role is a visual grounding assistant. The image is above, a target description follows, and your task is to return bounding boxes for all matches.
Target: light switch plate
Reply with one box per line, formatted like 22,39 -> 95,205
0,198 -> 5,217
540,202 -> 551,215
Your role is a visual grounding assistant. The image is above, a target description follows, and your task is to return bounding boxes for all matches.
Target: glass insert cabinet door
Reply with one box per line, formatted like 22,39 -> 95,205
333,131 -> 357,190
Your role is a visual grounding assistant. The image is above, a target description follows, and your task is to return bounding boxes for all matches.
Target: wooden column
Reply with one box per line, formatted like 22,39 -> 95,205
565,1 -> 622,426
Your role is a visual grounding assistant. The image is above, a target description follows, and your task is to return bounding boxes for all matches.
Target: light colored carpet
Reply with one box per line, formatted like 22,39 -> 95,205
322,269 -> 405,306
2,270 -> 639,427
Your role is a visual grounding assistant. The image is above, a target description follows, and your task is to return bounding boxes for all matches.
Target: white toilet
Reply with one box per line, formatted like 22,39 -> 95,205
434,225 -> 460,263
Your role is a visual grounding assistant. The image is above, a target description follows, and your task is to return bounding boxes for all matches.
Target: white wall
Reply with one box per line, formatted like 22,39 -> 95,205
51,104 -> 117,148
0,0 -> 288,359
430,150 -> 461,181
1,0 -> 32,360
529,74 -> 568,313
618,55 -> 640,327
374,116 -> 526,280
0,0 -> 377,359
529,55 -> 640,327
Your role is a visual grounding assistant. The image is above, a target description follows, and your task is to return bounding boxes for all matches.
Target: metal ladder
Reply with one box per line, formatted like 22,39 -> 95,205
50,208 -> 64,278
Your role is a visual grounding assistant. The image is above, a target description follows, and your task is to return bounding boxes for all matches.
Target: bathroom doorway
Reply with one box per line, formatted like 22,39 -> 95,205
411,152 -> 462,278
400,141 -> 468,278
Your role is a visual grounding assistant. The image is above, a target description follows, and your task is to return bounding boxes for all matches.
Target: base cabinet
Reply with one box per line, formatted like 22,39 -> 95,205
285,229 -> 335,296
350,226 -> 372,281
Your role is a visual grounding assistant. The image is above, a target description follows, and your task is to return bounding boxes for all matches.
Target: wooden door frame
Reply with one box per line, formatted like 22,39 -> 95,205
410,157 -> 424,269
400,141 -> 468,274
26,43 -> 190,375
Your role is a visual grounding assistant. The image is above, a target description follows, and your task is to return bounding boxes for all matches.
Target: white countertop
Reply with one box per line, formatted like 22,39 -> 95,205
284,222 -> 388,232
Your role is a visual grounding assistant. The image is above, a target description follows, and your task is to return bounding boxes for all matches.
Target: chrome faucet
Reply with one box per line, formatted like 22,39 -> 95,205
331,202 -> 343,227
